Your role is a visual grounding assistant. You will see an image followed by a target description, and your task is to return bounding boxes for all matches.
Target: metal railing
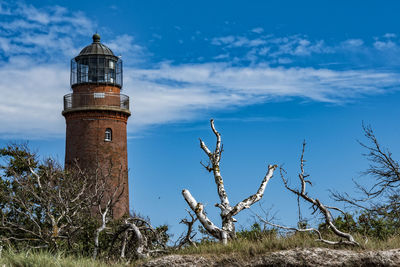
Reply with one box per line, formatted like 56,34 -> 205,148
63,93 -> 129,112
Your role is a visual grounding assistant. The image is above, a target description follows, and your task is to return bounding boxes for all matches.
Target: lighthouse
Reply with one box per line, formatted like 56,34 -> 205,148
62,34 -> 130,218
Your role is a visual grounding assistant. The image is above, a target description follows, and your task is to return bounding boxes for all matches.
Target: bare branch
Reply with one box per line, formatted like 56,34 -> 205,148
199,139 -> 212,158
182,119 -> 276,244
182,189 -> 223,240
175,209 -> 198,249
359,123 -> 400,198
200,161 -> 213,172
255,213 -> 323,239
210,119 -> 222,161
331,123 -> 400,219
229,164 -> 277,217
280,142 -> 359,246
124,218 -> 148,259
200,120 -> 231,209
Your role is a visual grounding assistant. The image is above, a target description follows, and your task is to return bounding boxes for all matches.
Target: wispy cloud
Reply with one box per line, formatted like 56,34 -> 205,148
0,1 -> 143,138
210,32 -> 400,67
211,35 -> 266,48
340,39 -> 364,48
2,60 -> 399,139
1,3 -> 400,139
105,34 -> 147,63
374,40 -> 397,50
251,27 -> 264,34
125,63 -> 400,130
211,34 -> 332,59
0,2 -> 93,61
0,63 -> 67,138
0,1 -> 145,64
384,33 -> 397,39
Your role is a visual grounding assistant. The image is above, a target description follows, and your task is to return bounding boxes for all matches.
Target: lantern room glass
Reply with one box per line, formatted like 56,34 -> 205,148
70,56 -> 123,88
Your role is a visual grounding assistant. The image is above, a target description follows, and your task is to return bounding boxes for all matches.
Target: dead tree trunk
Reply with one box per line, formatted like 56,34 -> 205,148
92,168 -> 123,260
262,141 -> 359,246
182,119 -> 277,244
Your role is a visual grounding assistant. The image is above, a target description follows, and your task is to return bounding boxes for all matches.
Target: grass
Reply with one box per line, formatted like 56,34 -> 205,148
0,233 -> 399,266
177,232 -> 400,257
0,250 -> 126,267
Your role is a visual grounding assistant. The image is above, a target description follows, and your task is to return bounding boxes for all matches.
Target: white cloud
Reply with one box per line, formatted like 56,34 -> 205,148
123,63 -> 400,131
0,1 -> 94,61
258,47 -> 270,56
211,36 -> 266,48
213,53 -> 230,60
2,61 -> 399,139
374,40 -> 397,50
211,34 -> 333,61
1,3 -> 400,139
0,63 -> 67,139
211,35 -> 235,46
384,33 -> 397,39
105,34 -> 146,63
341,39 -> 364,48
267,36 -> 331,57
370,34 -> 400,54
0,1 -> 143,138
251,27 -> 264,34
209,33 -> 400,66
0,2 -> 142,65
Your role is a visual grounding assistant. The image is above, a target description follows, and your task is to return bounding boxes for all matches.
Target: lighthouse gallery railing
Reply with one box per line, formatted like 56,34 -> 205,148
63,93 -> 129,112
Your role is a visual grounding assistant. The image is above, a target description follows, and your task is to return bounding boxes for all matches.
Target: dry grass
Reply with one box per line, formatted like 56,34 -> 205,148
361,234 -> 400,250
0,250 -> 126,267
1,234 -> 399,266
177,232 -> 400,256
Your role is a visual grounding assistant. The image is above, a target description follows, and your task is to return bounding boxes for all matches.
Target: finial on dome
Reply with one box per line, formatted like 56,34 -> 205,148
92,33 -> 101,43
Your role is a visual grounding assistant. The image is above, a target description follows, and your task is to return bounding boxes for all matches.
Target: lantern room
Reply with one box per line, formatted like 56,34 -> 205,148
70,33 -> 123,88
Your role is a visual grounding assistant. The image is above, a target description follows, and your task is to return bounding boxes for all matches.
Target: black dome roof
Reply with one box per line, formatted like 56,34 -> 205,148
77,34 -> 116,57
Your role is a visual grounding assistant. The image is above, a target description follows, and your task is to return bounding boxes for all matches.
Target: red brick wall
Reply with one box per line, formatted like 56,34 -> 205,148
64,84 -> 130,219
72,84 -> 121,94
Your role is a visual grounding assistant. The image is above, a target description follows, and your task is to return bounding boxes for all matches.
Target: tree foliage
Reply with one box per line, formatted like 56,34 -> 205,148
0,144 -> 167,260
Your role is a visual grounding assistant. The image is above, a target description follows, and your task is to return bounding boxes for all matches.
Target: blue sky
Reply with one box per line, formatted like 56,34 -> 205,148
1,0 -> 400,237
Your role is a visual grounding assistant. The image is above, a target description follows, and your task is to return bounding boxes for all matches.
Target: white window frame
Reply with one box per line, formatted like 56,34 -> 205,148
105,128 -> 112,142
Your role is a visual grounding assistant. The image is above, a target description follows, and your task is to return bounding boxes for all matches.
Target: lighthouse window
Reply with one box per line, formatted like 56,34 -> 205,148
78,64 -> 88,82
109,60 -> 115,69
105,128 -> 112,141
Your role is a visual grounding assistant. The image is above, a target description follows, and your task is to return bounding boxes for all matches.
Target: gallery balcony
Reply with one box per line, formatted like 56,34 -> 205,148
62,92 -> 130,115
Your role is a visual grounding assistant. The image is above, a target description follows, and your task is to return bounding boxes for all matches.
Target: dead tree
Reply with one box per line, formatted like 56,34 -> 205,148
333,124 -> 400,208
359,124 -> 400,198
108,216 -> 167,261
90,163 -> 167,261
182,119 -> 277,244
0,144 -> 94,250
92,168 -> 124,259
121,218 -> 147,259
262,141 -> 359,246
174,209 -> 198,249
0,144 -> 168,259
329,124 -> 400,239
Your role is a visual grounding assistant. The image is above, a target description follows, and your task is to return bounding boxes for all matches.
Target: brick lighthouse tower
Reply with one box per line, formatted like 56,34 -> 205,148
62,34 -> 130,218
